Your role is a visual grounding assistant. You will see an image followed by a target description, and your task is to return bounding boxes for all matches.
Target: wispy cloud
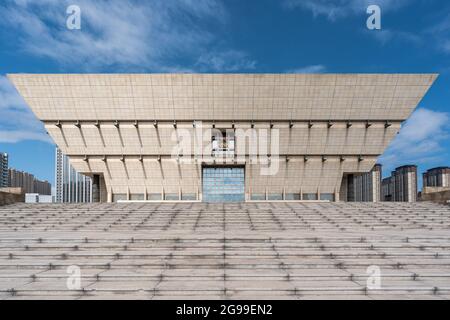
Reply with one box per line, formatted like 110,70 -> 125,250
283,0 -> 412,21
286,64 -> 327,73
0,0 -> 253,71
368,29 -> 423,46
0,76 -> 51,144
379,108 -> 450,173
196,49 -> 257,71
425,12 -> 450,55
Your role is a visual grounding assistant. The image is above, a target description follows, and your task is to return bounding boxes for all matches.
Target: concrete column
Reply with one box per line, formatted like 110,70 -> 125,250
334,188 -> 340,202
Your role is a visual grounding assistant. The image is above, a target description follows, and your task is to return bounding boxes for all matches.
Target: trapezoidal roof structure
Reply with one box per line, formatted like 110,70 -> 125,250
9,73 -> 438,202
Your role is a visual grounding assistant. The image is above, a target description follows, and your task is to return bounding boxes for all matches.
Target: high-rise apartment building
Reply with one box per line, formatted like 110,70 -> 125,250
0,153 -> 8,188
382,165 -> 418,202
423,167 -> 450,188
8,168 -> 51,195
55,147 -> 92,203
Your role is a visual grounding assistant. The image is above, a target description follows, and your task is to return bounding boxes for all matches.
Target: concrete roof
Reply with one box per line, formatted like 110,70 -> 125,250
8,73 -> 438,121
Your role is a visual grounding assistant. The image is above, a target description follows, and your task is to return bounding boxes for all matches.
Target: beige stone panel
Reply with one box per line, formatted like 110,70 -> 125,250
108,159 -> 129,179
118,125 -> 142,154
286,126 -> 310,154
252,98 -> 273,120
111,97 -> 136,120
305,74 -> 337,85
213,98 -> 234,120
9,73 -> 437,122
395,73 -> 437,85
69,157 -> 91,173
142,160 -> 165,184
272,85 -> 292,98
59,125 -> 86,154
329,97 -> 352,120
134,97 -> 155,119
153,98 -> 174,119
353,85 -> 375,98
348,97 -> 373,119
306,125 -> 328,154
131,85 -> 153,98
152,85 -> 171,99
291,98 -> 313,119
370,97 -> 393,120
46,125 -> 69,152
360,126 -> 399,154
139,126 -> 162,154
233,98 -> 253,119
253,74 -> 275,86
80,125 -> 106,155
91,98 -> 111,120
125,160 -> 146,180
322,125 -> 348,154
98,125 -> 124,154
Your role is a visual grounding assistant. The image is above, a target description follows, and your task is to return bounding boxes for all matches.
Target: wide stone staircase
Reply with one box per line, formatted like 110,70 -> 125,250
0,202 -> 450,299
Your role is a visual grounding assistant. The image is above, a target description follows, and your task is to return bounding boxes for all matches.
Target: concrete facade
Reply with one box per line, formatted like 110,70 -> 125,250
423,167 -> 450,189
9,74 -> 437,202
8,168 -> 51,195
342,164 -> 382,202
382,165 -> 418,202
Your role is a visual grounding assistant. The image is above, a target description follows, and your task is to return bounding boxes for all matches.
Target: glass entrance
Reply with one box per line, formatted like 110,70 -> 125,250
202,167 -> 245,202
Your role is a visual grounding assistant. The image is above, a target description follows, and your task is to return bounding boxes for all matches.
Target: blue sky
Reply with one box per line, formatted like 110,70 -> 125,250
0,0 -> 449,189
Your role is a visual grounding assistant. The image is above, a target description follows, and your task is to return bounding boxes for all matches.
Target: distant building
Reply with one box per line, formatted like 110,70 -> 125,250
25,193 -> 53,203
341,164 -> 382,202
55,147 -> 92,203
423,167 -> 450,188
8,168 -> 51,195
382,165 -> 417,202
0,153 -> 8,188
421,166 -> 450,203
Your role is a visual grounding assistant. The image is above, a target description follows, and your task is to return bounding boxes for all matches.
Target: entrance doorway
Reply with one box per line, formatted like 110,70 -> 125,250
202,166 -> 245,202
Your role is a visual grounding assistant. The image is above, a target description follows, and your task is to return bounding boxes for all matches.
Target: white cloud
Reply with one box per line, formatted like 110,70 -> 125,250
0,76 -> 51,144
368,29 -> 423,45
379,108 -> 450,173
424,12 -> 450,55
0,0 -> 253,71
284,0 -> 412,20
286,64 -> 327,73
196,49 -> 257,71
